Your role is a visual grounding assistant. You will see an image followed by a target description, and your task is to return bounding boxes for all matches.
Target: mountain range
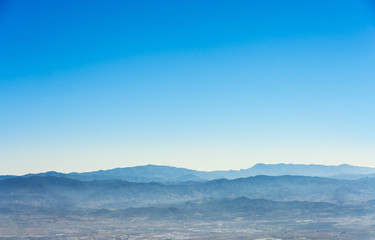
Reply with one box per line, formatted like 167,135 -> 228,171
2,174 -> 375,211
2,163 -> 375,226
3,163 -> 375,182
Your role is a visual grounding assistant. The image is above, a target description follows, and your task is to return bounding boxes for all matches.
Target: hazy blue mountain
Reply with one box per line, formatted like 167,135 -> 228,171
242,163 -> 375,177
100,197 -> 369,220
3,163 -> 375,183
57,163 -> 375,181
2,175 -> 375,211
68,164 -> 206,182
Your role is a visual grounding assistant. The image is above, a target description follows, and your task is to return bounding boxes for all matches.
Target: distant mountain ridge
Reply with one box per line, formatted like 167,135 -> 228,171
93,196 -> 370,220
3,163 -> 375,182
2,174 -> 375,211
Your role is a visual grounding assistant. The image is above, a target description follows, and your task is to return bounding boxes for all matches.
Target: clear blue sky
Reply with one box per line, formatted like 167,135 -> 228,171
1,0 -> 375,174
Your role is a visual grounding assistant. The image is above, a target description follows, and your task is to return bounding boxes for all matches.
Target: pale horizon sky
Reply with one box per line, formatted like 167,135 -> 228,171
1,0 -> 375,175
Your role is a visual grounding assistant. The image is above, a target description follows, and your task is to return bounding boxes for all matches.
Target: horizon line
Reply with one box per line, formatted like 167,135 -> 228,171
3,162 -> 373,177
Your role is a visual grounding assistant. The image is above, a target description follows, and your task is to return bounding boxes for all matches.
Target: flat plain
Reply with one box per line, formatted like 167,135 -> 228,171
1,212 -> 375,239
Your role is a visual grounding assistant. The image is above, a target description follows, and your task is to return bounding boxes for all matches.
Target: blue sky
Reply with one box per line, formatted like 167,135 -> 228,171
1,0 -> 375,174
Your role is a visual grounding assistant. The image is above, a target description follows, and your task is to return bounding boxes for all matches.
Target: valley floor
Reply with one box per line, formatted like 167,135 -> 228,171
1,213 -> 375,240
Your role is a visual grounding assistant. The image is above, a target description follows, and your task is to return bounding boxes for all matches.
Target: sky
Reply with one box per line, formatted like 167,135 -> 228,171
1,0 -> 375,175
